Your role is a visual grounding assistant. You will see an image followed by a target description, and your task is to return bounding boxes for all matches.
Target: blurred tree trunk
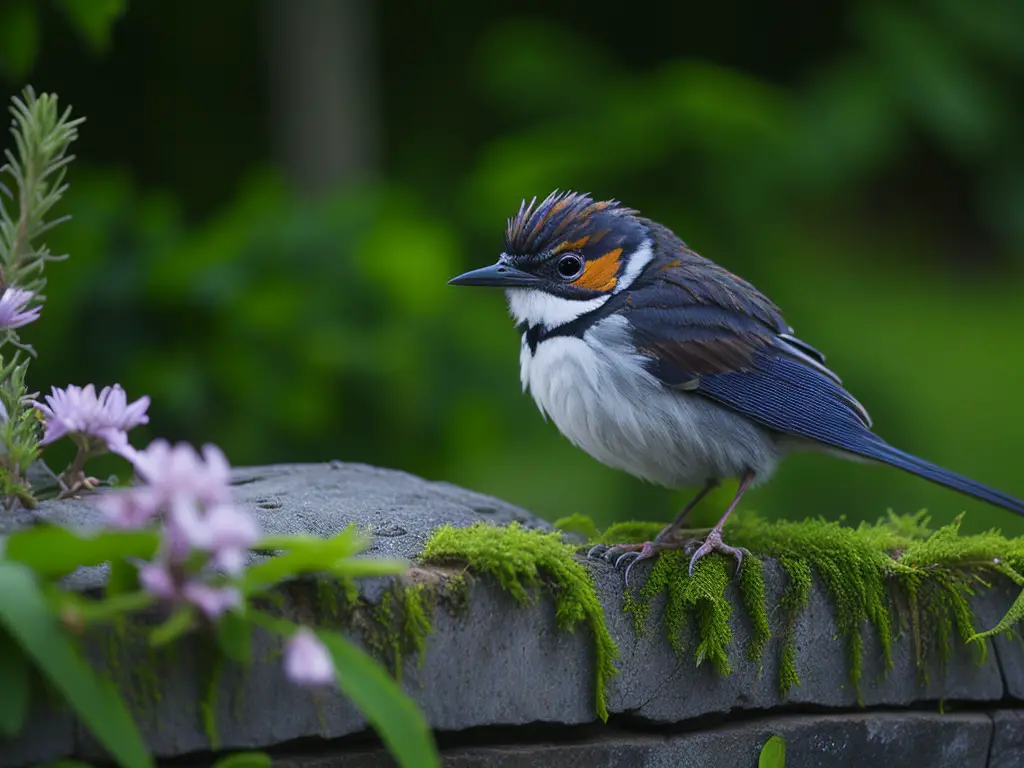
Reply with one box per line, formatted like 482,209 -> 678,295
265,0 -> 379,195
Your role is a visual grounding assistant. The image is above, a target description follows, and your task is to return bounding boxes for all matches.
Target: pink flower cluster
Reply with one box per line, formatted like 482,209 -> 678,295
35,383 -> 150,454
89,429 -> 333,686
95,440 -> 259,619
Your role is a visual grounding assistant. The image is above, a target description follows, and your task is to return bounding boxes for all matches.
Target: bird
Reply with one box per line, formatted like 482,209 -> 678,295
447,191 -> 1024,582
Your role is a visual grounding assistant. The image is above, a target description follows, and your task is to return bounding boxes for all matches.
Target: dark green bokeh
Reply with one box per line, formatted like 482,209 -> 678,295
3,0 -> 1023,534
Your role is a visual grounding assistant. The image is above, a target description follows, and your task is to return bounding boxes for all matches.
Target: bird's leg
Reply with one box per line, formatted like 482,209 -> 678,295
654,478 -> 720,543
685,470 -> 755,577
588,479 -> 718,585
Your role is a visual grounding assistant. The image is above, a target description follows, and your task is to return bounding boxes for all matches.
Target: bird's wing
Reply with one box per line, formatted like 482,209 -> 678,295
622,274 -> 1024,517
622,263 -> 874,452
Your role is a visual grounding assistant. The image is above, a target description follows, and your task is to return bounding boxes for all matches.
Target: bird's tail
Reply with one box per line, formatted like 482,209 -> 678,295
844,435 -> 1024,517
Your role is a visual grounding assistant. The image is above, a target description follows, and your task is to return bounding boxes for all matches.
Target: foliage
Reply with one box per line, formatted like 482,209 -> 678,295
2,523 -> 439,768
422,521 -> 620,721
0,88 -> 440,768
759,735 -> 786,768
0,560 -> 152,768
553,513 -> 600,541
0,0 -> 126,80
0,87 -> 81,505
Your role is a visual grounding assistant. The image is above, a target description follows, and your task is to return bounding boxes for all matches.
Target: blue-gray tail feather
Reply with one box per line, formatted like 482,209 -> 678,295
847,437 -> 1024,517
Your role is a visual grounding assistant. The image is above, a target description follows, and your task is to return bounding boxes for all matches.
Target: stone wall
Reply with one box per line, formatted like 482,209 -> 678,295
2,462 -> 1023,768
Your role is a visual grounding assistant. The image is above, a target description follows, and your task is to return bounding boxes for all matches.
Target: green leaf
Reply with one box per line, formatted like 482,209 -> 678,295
0,630 -> 30,736
329,558 -> 409,579
150,606 -> 196,647
210,752 -> 272,768
0,561 -> 152,768
216,611 -> 252,664
55,0 -> 126,51
552,513 -> 600,541
759,734 -> 786,768
254,527 -> 364,555
247,609 -> 295,638
244,553 -> 406,592
0,0 -> 39,80
318,630 -> 439,768
52,590 -> 154,625
4,526 -> 159,578
107,558 -> 140,596
243,526 -> 404,592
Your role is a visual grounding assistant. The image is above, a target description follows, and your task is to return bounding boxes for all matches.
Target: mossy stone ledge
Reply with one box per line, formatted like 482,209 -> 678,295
2,462 -> 1024,768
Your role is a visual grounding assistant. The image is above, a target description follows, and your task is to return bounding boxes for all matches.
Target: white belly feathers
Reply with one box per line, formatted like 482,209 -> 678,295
518,315 -> 782,487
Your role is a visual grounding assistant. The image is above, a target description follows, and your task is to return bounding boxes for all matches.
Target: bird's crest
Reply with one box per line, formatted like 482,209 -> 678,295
504,191 -> 634,256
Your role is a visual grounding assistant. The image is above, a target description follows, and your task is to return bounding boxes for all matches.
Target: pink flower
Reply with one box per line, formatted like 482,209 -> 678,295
35,384 -> 149,451
181,582 -> 241,619
139,562 -> 241,620
129,440 -> 232,507
94,486 -> 161,529
284,628 -> 335,687
168,502 -> 260,574
101,439 -> 260,624
138,561 -> 176,600
0,287 -> 40,329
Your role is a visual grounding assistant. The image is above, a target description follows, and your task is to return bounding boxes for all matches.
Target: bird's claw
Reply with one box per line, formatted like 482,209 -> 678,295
614,550 -> 641,569
588,529 -> 747,584
586,541 -> 658,586
586,541 -> 641,564
687,528 -> 748,578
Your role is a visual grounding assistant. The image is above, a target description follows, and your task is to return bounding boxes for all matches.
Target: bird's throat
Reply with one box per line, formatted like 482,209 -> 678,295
505,288 -> 610,331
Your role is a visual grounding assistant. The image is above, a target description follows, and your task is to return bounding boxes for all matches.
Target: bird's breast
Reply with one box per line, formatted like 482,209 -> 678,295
518,318 -> 781,487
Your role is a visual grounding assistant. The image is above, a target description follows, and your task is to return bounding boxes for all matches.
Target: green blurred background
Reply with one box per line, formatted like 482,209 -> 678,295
2,0 -> 1022,534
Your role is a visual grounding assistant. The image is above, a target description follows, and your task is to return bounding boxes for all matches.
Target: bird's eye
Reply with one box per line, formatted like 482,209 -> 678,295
556,254 -> 584,280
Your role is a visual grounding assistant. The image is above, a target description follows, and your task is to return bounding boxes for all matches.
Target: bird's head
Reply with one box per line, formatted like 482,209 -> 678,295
448,191 -> 655,328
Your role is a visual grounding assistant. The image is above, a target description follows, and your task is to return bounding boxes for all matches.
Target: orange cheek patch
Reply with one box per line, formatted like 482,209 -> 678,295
572,248 -> 622,292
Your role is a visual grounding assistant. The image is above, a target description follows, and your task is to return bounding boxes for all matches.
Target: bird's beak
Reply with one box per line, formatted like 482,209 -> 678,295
447,262 -> 540,288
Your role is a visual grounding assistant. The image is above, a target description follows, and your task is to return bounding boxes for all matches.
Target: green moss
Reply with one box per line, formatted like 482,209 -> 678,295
369,591 -> 402,678
605,511 -> 1024,701
621,545 -> 767,676
738,555 -> 770,665
600,521 -> 665,545
735,516 -> 898,700
421,522 -> 619,721
102,616 -> 169,714
356,578 -> 441,681
402,584 -> 433,665
443,573 -> 469,617
200,653 -> 223,749
88,509 -> 1024,735
554,513 -> 600,541
312,576 -> 360,629
777,556 -> 812,693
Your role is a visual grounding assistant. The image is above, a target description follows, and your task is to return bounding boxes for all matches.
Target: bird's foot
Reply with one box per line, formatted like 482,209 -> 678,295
588,526 -> 746,585
686,528 -> 748,578
587,539 -> 672,587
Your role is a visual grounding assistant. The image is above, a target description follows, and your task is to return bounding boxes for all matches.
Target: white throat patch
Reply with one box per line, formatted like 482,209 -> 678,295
503,238 -> 651,330
506,289 -> 610,330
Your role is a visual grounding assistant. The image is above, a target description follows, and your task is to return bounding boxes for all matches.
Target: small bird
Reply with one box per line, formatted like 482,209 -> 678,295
448,191 -> 1024,581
